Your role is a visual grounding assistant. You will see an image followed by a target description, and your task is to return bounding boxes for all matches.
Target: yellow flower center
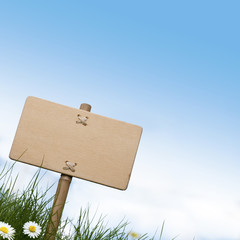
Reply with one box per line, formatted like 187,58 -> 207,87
29,225 -> 36,232
0,226 -> 9,234
129,232 -> 140,239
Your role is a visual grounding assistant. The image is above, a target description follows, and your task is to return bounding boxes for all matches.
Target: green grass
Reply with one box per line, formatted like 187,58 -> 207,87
0,162 -> 176,240
0,163 -> 55,239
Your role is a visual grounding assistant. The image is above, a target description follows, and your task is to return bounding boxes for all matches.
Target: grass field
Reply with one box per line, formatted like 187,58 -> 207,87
0,163 -> 174,240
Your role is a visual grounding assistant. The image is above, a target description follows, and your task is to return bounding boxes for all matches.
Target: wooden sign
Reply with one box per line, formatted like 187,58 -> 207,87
9,97 -> 142,190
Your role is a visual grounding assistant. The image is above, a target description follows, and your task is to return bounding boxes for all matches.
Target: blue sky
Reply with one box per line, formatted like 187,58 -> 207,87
0,1 -> 240,239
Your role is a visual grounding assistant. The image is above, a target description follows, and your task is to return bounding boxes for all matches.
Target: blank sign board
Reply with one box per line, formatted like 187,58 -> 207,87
9,97 -> 142,190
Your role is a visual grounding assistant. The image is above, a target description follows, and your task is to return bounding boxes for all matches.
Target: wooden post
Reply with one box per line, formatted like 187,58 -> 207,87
45,103 -> 91,240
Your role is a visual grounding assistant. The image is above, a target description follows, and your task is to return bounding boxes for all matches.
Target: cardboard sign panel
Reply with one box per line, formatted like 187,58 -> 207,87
9,97 -> 142,190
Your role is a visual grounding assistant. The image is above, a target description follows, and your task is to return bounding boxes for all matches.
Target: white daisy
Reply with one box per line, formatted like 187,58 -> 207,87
0,221 -> 15,240
23,221 -> 41,238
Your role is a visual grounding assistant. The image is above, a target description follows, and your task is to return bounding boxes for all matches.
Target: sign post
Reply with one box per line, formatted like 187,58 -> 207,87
45,103 -> 91,240
9,96 -> 142,239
